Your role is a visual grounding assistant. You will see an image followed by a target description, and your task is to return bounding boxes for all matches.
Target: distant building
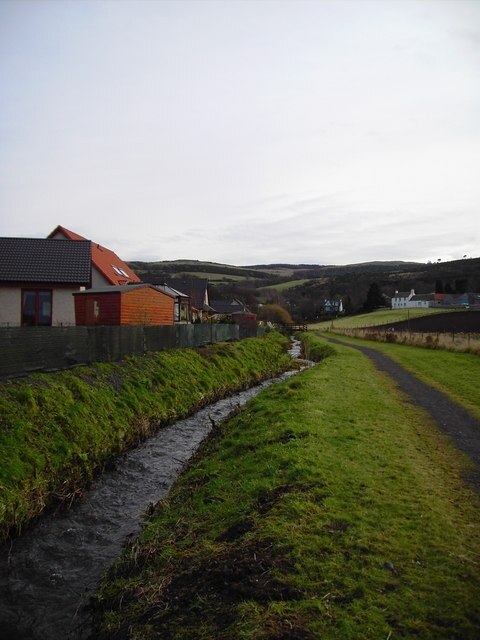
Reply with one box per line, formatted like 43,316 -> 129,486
391,290 -> 415,309
392,289 -> 480,309
209,299 -> 250,316
322,298 -> 343,315
210,299 -> 257,334
162,278 -> 210,322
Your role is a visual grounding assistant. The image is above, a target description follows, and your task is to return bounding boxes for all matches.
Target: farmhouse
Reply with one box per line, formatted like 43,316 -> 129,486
408,293 -> 435,308
73,284 -> 175,326
391,290 -> 415,309
0,237 -> 91,326
392,289 -> 480,310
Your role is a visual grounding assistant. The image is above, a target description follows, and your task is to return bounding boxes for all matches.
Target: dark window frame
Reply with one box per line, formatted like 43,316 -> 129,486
21,289 -> 53,326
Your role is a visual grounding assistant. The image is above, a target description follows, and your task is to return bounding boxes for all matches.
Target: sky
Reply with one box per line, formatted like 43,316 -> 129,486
0,0 -> 479,266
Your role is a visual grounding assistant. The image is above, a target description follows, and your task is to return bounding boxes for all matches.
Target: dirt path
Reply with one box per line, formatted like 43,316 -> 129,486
329,338 -> 480,492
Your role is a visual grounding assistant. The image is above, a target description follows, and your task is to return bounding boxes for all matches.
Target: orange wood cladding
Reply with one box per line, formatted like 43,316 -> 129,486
120,287 -> 174,325
75,287 -> 174,325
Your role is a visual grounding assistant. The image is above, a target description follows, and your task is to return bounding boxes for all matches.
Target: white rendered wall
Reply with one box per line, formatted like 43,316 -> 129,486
52,288 -> 79,325
0,287 -> 79,326
91,266 -> 110,287
0,288 -> 21,325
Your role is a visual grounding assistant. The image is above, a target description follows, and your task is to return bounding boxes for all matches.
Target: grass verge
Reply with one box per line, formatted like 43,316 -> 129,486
93,336 -> 480,639
0,332 -> 291,541
322,333 -> 480,421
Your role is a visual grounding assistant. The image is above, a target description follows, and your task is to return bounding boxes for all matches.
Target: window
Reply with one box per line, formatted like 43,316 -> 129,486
22,290 -> 52,326
112,265 -> 130,278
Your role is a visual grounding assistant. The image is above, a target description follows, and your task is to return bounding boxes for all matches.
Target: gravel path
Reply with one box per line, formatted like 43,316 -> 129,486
329,338 -> 480,492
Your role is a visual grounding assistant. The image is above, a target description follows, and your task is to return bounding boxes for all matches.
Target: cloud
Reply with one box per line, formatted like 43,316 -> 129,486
1,0 -> 479,267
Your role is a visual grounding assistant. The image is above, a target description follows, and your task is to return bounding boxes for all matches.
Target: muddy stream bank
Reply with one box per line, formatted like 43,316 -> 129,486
0,341 -> 305,639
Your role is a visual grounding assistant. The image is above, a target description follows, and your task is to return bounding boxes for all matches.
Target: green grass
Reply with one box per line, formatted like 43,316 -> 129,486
258,279 -> 312,292
0,333 -> 291,540
93,336 -> 480,639
309,308 -> 456,330
176,271 -> 249,282
320,333 -> 480,421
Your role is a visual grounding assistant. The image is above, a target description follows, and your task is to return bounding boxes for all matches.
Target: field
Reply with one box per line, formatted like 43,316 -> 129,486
321,334 -> 480,420
309,308 -> 457,330
94,336 -> 480,639
258,279 -> 312,292
179,271 -> 249,282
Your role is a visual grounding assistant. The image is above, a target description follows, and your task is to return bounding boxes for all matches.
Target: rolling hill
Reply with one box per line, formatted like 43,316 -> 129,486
127,257 -> 480,320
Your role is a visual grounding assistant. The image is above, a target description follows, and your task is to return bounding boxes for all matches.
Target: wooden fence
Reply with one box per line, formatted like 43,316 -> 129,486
329,327 -> 480,354
0,324 -> 247,378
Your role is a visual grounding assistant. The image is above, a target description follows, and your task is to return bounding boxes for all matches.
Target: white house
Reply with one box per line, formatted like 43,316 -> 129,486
409,293 -> 435,308
392,289 -> 436,309
391,290 -> 415,309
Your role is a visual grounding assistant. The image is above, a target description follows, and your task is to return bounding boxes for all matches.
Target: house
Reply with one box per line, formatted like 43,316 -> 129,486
408,293 -> 435,308
392,289 -> 434,309
433,293 -> 480,308
209,299 -> 251,317
322,298 -> 343,315
48,225 -> 141,287
73,284 -> 175,326
0,237 -> 91,326
392,289 -> 480,309
209,299 -> 257,333
155,284 -> 191,323
392,289 -> 415,309
163,278 -> 210,321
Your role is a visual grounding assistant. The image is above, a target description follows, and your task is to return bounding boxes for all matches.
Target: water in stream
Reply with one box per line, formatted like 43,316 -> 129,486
0,341 -> 305,639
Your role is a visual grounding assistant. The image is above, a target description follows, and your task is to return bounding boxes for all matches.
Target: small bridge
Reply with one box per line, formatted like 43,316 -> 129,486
282,323 -> 308,333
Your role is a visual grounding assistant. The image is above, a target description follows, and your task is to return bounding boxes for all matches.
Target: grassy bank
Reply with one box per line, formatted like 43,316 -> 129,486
322,333 -> 480,421
0,333 -> 291,541
94,337 -> 480,639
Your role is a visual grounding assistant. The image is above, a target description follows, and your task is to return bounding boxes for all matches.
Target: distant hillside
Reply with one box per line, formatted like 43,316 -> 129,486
127,257 -> 480,320
128,259 -> 269,282
129,259 -> 425,283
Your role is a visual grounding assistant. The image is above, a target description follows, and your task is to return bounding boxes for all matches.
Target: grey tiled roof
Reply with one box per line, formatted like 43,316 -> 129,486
155,284 -> 189,299
163,279 -> 209,310
210,299 -> 249,314
410,294 -> 434,301
0,237 -> 91,284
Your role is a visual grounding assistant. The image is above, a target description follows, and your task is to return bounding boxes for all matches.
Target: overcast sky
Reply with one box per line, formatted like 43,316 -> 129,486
1,0 -> 479,266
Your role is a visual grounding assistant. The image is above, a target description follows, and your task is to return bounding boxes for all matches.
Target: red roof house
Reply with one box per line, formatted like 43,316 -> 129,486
48,225 -> 141,287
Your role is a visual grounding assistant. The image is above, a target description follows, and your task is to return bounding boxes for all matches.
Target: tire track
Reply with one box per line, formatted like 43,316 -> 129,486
329,337 -> 480,492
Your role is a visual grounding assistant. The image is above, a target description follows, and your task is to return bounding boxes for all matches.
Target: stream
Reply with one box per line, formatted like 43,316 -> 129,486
0,340 -> 304,639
